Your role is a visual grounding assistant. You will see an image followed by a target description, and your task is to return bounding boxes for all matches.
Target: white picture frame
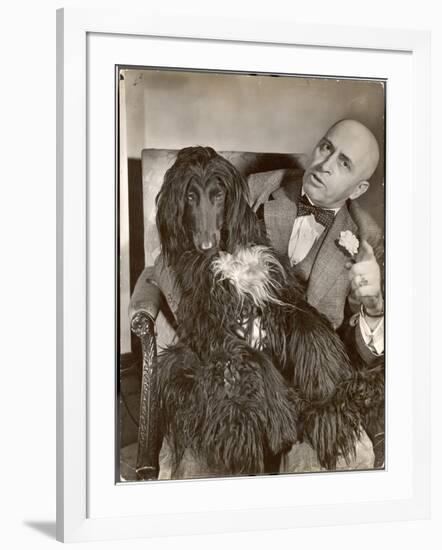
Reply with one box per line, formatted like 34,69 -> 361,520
56,7 -> 430,543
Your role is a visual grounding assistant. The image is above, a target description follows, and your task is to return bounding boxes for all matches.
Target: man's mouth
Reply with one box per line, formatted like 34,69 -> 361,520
309,172 -> 325,186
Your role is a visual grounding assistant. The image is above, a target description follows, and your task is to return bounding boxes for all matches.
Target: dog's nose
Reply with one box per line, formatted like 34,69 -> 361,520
201,240 -> 215,250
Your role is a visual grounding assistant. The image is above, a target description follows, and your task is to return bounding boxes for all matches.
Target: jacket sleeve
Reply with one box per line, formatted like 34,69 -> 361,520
342,211 -> 385,365
247,169 -> 287,209
152,254 -> 181,317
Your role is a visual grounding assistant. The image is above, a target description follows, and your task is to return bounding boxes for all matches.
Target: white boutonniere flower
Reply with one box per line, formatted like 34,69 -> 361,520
338,230 -> 359,259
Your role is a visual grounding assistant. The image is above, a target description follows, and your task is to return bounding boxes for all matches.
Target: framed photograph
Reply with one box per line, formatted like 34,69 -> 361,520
57,7 -> 430,543
119,67 -> 387,484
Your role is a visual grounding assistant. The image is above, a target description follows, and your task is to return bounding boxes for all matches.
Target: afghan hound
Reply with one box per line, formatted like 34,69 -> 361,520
154,146 -> 364,476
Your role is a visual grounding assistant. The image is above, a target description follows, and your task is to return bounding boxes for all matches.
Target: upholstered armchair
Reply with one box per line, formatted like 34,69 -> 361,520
129,149 -> 307,480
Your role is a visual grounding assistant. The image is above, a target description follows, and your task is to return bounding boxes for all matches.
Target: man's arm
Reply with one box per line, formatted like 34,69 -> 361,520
247,169 -> 287,211
343,201 -> 385,362
346,239 -> 384,363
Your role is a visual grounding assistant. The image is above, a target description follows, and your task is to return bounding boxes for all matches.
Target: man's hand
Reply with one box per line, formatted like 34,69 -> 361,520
346,240 -> 383,316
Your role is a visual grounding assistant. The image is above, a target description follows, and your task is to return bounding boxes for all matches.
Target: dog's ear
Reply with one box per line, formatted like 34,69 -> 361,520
156,161 -> 191,268
224,168 -> 264,252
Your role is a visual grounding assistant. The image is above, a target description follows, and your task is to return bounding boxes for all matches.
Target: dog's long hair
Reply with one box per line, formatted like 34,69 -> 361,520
155,146 -> 364,475
156,146 -> 265,269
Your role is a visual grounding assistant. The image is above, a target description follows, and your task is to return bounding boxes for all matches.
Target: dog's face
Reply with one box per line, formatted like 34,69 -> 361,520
156,146 -> 264,268
184,176 -> 226,254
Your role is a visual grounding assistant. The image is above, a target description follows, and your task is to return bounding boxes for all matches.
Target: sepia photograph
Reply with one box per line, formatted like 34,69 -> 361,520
117,67 -> 385,482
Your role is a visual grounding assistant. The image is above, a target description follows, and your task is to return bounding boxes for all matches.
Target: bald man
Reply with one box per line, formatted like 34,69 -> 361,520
251,119 -> 383,336
250,119 -> 384,471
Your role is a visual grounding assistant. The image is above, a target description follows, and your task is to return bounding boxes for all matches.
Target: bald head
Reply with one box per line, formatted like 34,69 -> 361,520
327,119 -> 380,180
302,119 -> 381,209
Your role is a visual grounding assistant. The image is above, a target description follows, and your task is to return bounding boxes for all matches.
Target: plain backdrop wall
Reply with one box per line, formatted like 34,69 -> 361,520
1,1 -> 441,549
124,69 -> 385,157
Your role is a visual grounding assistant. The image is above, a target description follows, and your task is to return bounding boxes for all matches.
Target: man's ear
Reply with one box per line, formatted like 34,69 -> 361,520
349,180 -> 369,201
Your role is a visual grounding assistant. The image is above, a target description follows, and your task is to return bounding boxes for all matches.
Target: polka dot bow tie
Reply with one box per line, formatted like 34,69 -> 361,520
296,194 -> 335,230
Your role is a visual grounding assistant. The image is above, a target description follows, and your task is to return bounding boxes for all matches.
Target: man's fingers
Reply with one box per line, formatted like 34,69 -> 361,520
350,277 -> 362,293
349,261 -> 376,276
348,244 -> 383,311
352,285 -> 380,299
351,277 -> 375,293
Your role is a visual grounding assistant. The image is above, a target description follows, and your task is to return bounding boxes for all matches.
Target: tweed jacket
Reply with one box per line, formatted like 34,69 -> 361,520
248,169 -> 384,363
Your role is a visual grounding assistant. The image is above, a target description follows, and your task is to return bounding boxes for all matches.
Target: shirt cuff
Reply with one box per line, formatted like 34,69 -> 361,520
359,307 -> 384,355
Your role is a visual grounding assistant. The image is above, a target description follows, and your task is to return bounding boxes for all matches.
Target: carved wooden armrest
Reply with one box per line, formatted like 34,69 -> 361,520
130,310 -> 161,480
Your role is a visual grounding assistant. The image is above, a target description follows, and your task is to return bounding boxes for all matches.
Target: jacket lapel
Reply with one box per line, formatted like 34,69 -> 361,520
262,178 -> 359,309
307,204 -> 358,307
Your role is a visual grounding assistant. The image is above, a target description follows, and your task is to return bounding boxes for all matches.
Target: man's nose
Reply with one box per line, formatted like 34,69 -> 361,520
318,152 -> 335,173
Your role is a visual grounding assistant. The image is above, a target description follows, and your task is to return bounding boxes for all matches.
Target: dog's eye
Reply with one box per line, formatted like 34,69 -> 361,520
215,191 -> 225,201
187,192 -> 196,202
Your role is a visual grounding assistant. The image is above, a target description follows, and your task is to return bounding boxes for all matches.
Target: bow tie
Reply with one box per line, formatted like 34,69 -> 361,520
296,194 -> 335,230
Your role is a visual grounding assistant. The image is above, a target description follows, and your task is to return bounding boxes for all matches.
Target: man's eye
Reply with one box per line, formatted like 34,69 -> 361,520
341,160 -> 351,170
320,142 -> 331,152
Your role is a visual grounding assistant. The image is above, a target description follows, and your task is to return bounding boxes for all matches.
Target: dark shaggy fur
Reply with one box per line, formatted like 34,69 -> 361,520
155,146 -> 364,475
158,342 -> 298,475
